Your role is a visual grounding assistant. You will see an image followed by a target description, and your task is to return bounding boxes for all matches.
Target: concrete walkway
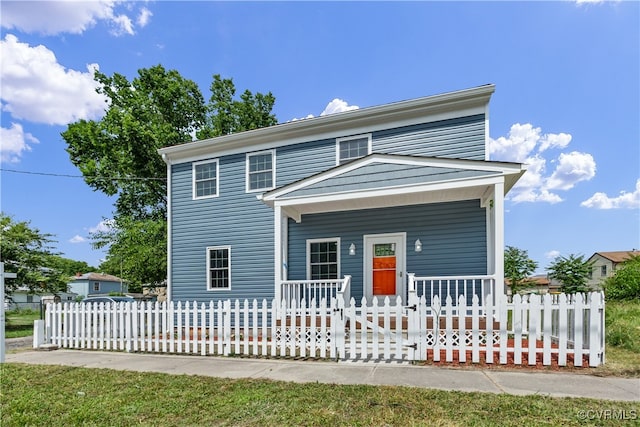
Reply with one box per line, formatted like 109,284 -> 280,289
5,345 -> 639,402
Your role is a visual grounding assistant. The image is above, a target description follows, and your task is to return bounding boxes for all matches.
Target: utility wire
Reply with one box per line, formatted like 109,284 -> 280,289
0,168 -> 167,181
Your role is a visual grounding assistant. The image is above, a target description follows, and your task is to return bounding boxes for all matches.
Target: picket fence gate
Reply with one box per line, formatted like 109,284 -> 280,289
35,291 -> 605,367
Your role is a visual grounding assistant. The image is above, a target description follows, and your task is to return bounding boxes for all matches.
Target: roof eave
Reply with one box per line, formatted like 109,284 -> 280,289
159,84 -> 495,164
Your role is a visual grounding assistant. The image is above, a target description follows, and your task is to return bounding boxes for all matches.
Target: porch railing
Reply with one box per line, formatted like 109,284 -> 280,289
280,276 -> 351,307
407,274 -> 497,314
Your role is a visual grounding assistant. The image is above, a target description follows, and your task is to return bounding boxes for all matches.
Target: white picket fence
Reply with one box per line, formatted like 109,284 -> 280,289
35,291 -> 605,367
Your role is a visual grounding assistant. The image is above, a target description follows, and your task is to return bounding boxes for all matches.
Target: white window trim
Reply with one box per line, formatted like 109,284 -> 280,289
206,245 -> 231,291
193,159 -> 220,200
306,237 -> 341,280
246,149 -> 276,193
336,133 -> 372,165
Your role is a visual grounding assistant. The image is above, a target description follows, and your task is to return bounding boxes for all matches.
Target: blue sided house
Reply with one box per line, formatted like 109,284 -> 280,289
159,85 -> 526,306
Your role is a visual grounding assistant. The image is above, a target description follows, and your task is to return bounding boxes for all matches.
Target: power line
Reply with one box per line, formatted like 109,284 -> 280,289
0,168 -> 166,181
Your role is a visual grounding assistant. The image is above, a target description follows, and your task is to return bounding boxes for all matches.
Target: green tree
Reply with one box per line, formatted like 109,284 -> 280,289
47,256 -> 96,278
547,254 -> 594,294
604,254 -> 640,300
93,217 -> 166,292
0,213 -> 68,296
62,66 -> 277,288
504,246 -> 538,294
196,74 -> 277,139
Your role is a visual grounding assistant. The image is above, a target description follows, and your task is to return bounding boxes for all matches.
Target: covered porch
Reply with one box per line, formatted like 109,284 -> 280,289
262,154 -> 525,306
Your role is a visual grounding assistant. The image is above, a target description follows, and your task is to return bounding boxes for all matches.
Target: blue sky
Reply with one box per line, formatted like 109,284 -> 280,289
1,1 -> 638,273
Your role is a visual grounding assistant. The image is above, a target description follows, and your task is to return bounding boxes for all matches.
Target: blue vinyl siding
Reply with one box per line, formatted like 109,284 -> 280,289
287,200 -> 487,301
373,115 -> 485,160
170,154 -> 275,304
282,163 -> 494,199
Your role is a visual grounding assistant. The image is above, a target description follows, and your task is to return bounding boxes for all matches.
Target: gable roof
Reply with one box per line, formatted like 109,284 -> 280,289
591,251 -> 640,264
159,85 -> 495,165
261,153 -> 525,221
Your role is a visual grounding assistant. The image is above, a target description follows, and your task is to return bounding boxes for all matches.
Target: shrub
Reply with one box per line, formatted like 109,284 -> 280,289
604,254 -> 640,300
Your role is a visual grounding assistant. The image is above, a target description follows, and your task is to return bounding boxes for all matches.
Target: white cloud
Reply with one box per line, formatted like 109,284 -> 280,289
0,34 -> 107,125
0,0 -> 151,36
545,151 -> 596,191
0,122 -> 38,163
89,219 -> 115,234
545,250 -> 561,260
320,99 -> 359,116
581,179 -> 640,209
137,7 -> 153,28
69,235 -> 87,244
490,123 -> 596,204
289,99 -> 359,122
109,13 -> 134,36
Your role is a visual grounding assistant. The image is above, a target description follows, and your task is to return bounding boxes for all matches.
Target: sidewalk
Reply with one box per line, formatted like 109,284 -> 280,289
5,346 -> 639,402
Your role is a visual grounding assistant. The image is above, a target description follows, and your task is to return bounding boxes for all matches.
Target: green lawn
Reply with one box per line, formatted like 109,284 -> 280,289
3,309 -> 39,339
1,364 -> 637,427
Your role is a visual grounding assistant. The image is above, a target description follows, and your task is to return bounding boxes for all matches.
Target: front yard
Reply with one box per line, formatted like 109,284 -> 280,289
1,363 -> 637,426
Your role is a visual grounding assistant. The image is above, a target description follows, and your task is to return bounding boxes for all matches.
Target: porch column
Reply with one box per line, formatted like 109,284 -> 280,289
493,180 -> 505,298
274,205 -> 283,302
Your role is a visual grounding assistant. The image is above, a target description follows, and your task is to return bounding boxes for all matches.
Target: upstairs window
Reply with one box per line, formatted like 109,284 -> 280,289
337,134 -> 371,165
601,265 -> 607,277
207,246 -> 231,290
193,159 -> 219,199
307,238 -> 340,280
246,150 -> 275,192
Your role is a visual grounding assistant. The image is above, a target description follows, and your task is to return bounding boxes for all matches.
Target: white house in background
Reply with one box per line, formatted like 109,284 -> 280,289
587,251 -> 640,289
6,286 -> 77,310
67,272 -> 127,298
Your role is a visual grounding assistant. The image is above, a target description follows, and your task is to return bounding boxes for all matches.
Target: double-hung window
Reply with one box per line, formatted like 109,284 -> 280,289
336,134 -> 371,165
307,238 -> 340,280
193,159 -> 219,199
207,246 -> 230,290
246,150 -> 275,192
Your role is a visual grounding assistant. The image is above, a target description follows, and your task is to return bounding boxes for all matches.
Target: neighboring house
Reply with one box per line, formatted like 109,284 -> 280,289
67,272 -> 127,298
505,275 -> 561,295
6,286 -> 77,310
587,251 -> 640,289
159,84 -> 526,305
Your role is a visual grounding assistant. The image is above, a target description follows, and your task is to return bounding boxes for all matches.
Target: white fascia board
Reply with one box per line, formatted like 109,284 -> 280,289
373,154 -> 525,174
158,85 -> 494,165
273,175 -> 504,208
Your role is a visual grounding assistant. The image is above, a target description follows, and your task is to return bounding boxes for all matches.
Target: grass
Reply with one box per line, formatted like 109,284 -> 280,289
3,309 -> 39,339
591,299 -> 640,377
1,364 -> 637,427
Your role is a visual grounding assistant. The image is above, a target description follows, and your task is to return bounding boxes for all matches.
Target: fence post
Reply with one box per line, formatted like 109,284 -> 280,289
406,273 -> 418,361
589,292 -> 605,367
33,319 -> 45,348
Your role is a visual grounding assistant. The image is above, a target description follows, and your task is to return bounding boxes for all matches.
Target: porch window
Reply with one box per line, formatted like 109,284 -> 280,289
336,134 -> 371,165
193,159 -> 219,199
307,238 -> 340,280
246,150 -> 275,192
207,246 -> 231,290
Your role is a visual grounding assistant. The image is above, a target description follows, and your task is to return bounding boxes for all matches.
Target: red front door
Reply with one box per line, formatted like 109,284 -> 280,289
372,244 -> 397,296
